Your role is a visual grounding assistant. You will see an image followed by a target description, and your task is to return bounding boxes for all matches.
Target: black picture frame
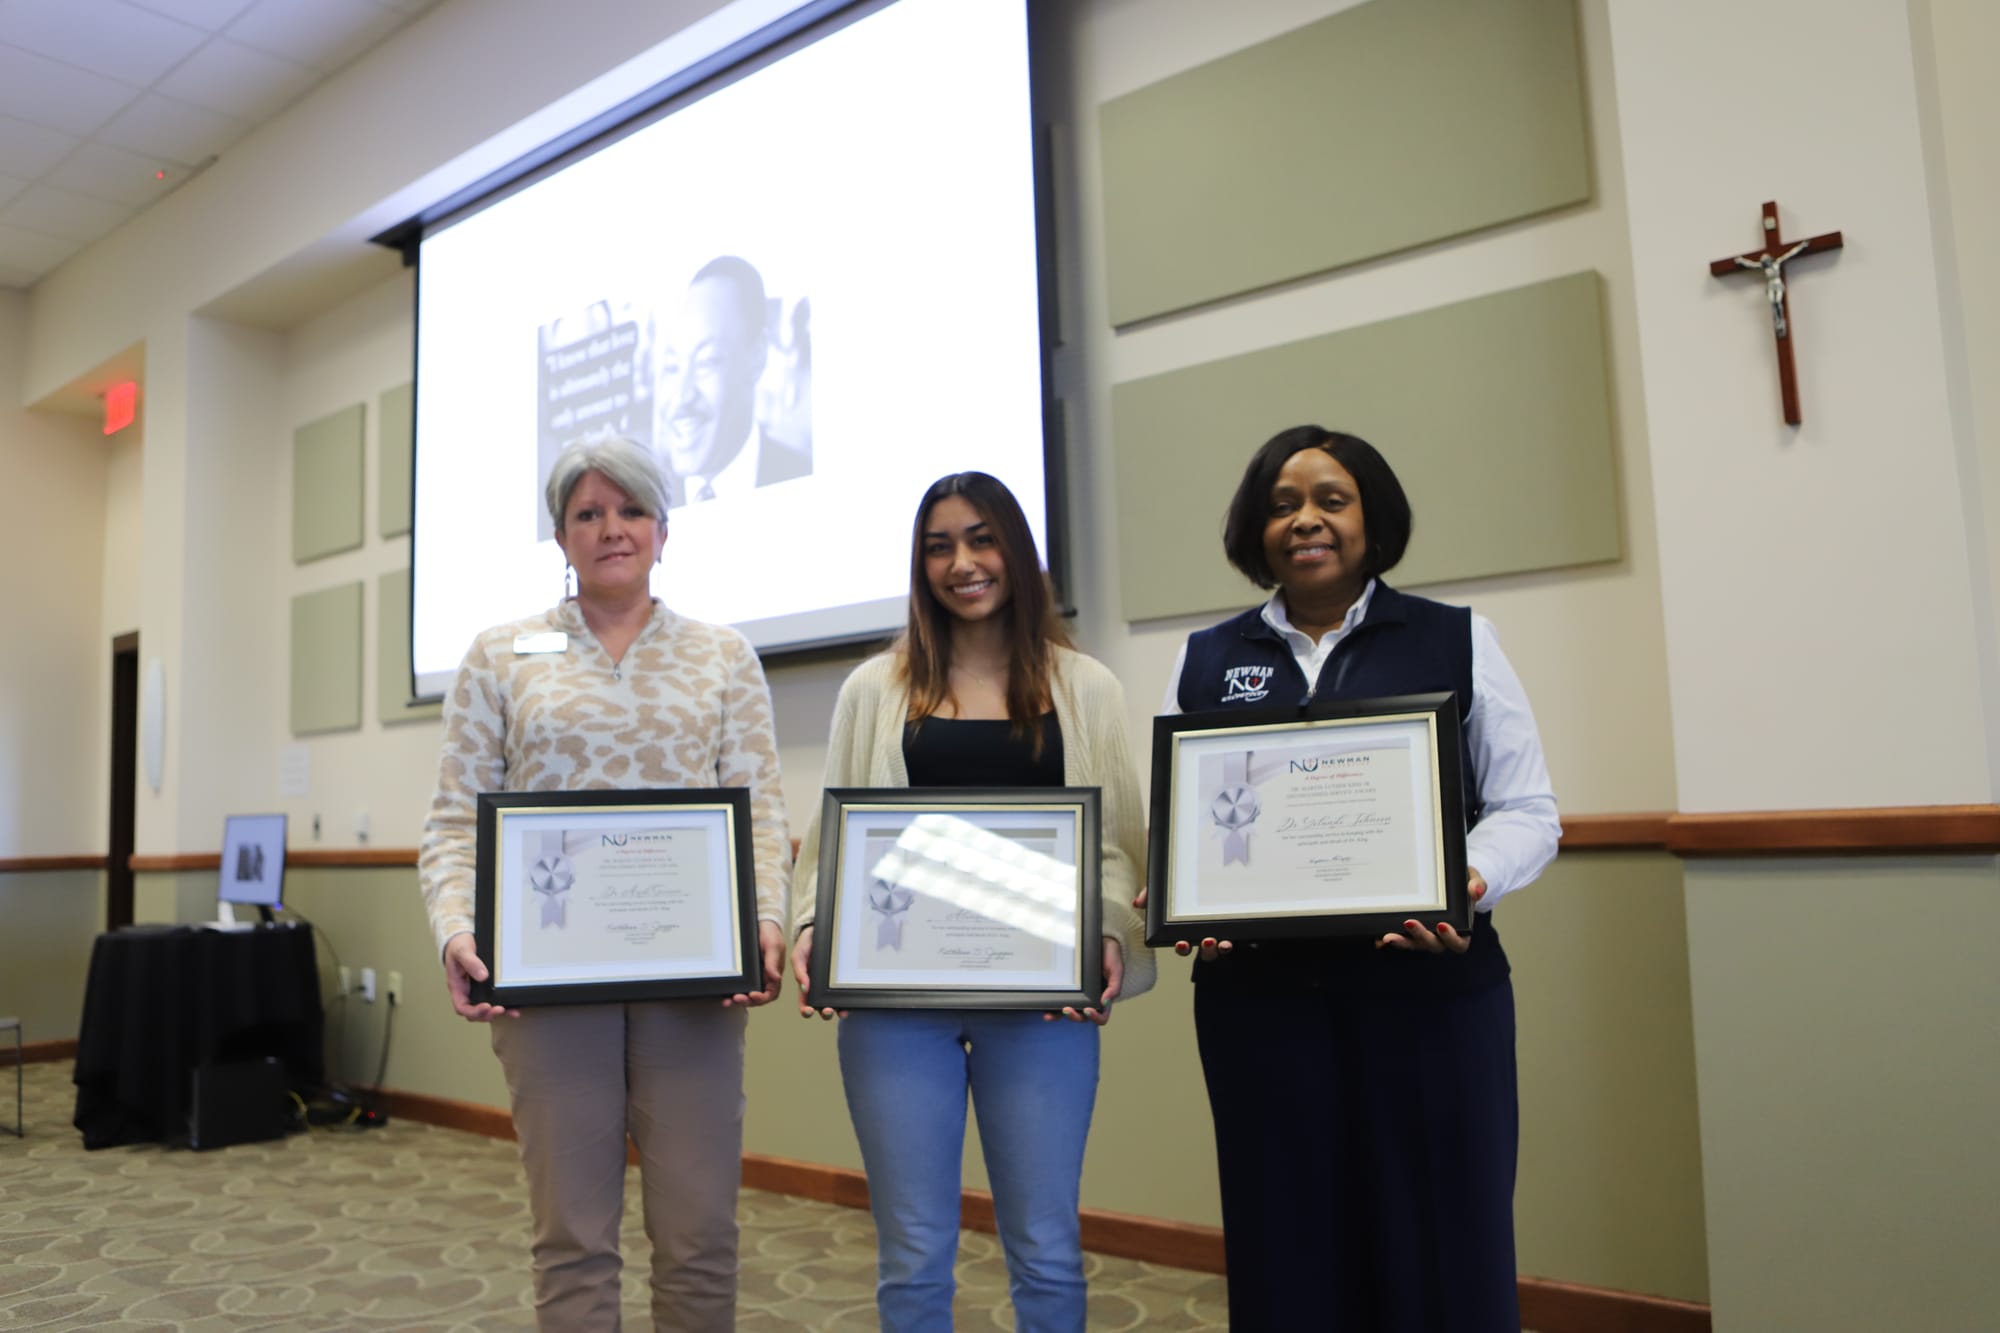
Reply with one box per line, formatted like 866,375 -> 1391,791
807,787 -> 1103,1010
472,788 -> 759,1006
1145,692 -> 1470,946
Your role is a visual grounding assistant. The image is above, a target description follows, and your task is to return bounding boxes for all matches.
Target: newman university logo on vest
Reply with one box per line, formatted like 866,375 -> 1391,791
1221,665 -> 1272,703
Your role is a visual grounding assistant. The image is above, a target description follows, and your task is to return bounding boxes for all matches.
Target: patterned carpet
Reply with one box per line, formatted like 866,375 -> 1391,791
1,1061 -> 1228,1330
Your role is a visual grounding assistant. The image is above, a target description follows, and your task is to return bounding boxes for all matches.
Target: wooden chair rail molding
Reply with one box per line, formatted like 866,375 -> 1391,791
125,849 -> 422,872
0,855 -> 107,873
23,804 -> 1999,877
1558,805 -> 2000,856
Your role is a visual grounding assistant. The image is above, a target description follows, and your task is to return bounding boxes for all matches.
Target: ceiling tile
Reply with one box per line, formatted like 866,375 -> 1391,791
121,0 -> 259,31
97,92 -> 247,166
0,182 -> 132,244
223,0 -> 404,73
155,35 -> 315,121
0,0 -> 207,88
47,140 -> 190,206
0,173 -> 26,209
0,221 -> 84,273
0,43 -> 138,136
0,114 -> 77,177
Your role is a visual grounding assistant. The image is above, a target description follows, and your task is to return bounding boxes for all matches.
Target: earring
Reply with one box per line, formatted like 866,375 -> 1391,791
563,564 -> 575,599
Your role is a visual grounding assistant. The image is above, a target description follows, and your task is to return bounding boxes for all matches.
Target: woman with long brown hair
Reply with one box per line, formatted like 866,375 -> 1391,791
789,471 -> 1153,1332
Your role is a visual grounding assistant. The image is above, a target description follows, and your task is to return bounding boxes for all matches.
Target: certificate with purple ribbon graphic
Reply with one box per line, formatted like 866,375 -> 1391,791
807,788 -> 1103,1011
472,789 -> 759,1006
1146,694 -> 1470,945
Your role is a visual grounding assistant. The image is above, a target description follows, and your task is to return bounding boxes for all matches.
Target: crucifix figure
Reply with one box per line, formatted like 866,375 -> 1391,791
1709,201 -> 1844,425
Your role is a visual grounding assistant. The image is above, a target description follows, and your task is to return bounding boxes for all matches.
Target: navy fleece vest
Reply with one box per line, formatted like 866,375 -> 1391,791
1175,583 -> 1508,995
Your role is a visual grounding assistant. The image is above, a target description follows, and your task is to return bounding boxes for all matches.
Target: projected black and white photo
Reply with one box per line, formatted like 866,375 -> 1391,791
532,260 -> 815,536
412,0 -> 1046,689
653,256 -> 813,507
535,299 -> 646,541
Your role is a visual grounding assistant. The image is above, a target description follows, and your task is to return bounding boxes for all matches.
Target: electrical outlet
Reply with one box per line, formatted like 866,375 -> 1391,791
360,967 -> 377,1003
385,971 -> 402,1004
338,965 -> 352,995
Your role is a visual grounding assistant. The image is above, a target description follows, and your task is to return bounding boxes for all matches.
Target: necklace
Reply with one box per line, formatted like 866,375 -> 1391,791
950,660 -> 1005,690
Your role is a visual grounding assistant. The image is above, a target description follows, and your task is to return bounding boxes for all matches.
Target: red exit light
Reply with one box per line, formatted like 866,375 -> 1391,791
103,381 -> 138,435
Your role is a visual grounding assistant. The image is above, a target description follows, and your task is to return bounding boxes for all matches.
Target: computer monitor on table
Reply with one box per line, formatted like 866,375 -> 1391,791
218,814 -> 287,926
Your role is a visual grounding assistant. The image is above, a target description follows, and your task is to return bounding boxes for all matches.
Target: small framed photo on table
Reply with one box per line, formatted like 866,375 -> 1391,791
1146,693 -> 1470,946
806,788 -> 1103,1011
472,788 -> 759,1007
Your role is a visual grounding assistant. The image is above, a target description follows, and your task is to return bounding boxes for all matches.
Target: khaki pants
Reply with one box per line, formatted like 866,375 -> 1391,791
492,1001 -> 747,1332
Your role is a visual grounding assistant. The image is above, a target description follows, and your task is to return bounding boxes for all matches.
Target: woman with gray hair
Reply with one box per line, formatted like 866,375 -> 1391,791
418,436 -> 793,1332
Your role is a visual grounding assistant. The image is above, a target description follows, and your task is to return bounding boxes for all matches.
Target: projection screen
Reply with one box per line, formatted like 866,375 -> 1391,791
403,0 -> 1052,698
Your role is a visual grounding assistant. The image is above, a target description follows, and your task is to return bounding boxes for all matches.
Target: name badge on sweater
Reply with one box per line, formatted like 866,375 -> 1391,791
513,632 -> 569,655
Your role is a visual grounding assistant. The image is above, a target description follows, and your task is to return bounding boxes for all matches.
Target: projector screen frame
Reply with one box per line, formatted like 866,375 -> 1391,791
374,0 -> 1071,704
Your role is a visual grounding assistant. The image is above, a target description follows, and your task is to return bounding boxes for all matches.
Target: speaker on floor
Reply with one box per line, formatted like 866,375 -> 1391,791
189,1057 -> 296,1151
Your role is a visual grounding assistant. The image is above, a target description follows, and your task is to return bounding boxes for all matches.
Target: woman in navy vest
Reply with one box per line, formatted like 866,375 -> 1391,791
1162,426 -> 1560,1332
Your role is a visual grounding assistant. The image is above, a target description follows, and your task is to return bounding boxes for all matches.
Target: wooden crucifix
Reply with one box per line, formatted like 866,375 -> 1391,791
1710,201 -> 1844,426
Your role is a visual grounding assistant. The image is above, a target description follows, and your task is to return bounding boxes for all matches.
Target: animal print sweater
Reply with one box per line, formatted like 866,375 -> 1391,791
418,598 -> 792,957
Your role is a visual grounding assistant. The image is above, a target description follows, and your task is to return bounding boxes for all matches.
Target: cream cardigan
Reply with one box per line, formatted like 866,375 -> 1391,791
789,646 -> 1155,1003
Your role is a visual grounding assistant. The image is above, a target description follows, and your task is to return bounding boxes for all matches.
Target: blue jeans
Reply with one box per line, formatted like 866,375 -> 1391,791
837,1009 -> 1100,1333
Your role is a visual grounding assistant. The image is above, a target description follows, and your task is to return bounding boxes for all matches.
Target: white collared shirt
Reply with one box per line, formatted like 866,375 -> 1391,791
687,431 -> 763,503
1160,581 -> 1561,908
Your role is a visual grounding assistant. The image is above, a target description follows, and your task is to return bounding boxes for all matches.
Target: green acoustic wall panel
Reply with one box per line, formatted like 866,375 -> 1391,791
291,581 -> 363,735
379,383 -> 414,539
377,569 -> 441,724
1099,0 -> 1591,326
293,403 -> 365,562
1112,271 -> 1619,623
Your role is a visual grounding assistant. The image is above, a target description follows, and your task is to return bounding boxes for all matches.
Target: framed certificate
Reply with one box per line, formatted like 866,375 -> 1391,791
1146,693 -> 1469,945
806,788 -> 1103,1010
472,789 -> 758,1006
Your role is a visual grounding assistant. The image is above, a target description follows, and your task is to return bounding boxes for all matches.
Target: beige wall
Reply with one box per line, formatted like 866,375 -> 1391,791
0,291 -> 111,858
1507,853 -> 1706,1301
175,318 -> 288,848
1685,857 -> 1999,1330
0,870 -> 102,1042
1601,1 -> 2000,1325
1607,0 -> 1995,812
269,275 -> 446,851
1918,0 -> 2000,778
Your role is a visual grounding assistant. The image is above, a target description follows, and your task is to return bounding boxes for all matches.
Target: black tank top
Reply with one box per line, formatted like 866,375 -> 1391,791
902,714 -> 1064,788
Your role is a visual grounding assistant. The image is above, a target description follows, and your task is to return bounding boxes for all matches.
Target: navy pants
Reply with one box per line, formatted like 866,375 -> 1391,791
1194,975 -> 1521,1332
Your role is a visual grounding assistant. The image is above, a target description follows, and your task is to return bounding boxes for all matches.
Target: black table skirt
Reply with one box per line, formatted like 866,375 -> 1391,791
72,924 -> 324,1149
